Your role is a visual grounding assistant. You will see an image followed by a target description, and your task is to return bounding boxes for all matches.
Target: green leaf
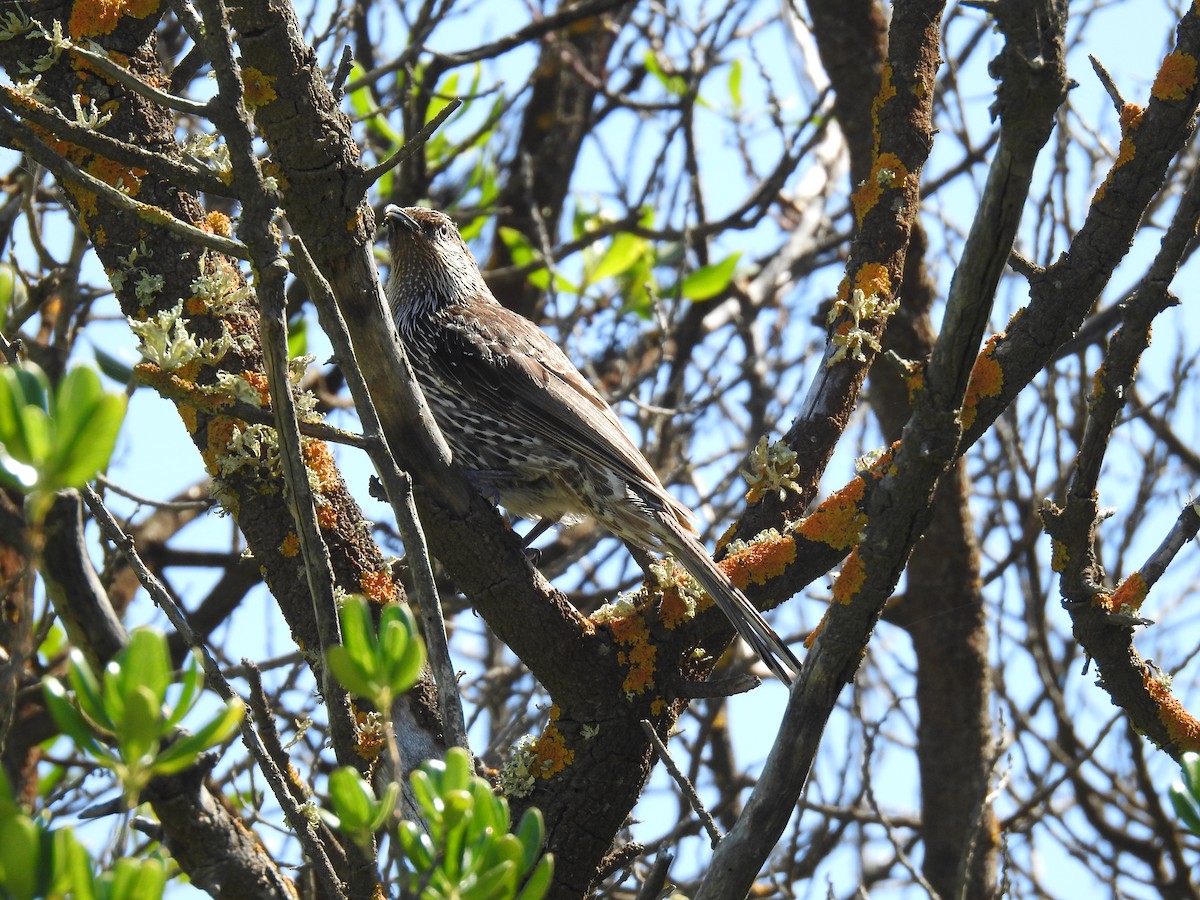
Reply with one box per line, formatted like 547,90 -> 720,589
426,72 -> 460,126
469,778 -> 504,836
164,652 -> 204,731
0,365 -> 50,480
16,405 -> 51,467
515,855 -> 554,900
114,685 -> 162,774
0,263 -> 23,332
92,344 -> 137,386
44,366 -> 127,491
43,677 -> 104,755
378,603 -> 425,695
679,252 -> 741,301
643,49 -> 687,97
588,232 -> 647,284
513,807 -> 545,872
490,833 -> 525,870
329,767 -> 373,831
410,769 -> 439,821
103,856 -> 166,900
1181,751 -> 1200,793
66,649 -> 109,730
51,826 -> 96,900
498,227 -> 536,267
462,860 -> 516,900
0,811 -> 41,900
287,314 -> 308,359
119,629 -> 172,710
325,646 -> 378,701
397,820 -> 434,872
348,63 -> 403,146
1171,781 -> 1200,836
442,746 -> 472,794
727,58 -> 743,113
152,697 -> 244,775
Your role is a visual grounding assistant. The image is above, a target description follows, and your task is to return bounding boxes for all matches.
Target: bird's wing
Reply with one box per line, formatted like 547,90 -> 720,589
429,301 -> 696,531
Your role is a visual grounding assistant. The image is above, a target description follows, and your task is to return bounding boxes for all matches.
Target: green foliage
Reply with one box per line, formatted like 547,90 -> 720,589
643,50 -> 688,98
0,262 -> 25,332
91,345 -> 137,387
1170,751 -> 1200,836
287,311 -> 308,359
674,252 -> 741,301
575,206 -> 658,317
497,227 -> 578,294
0,363 -> 126,517
396,747 -> 553,900
326,596 -> 426,710
324,767 -> 399,853
0,771 -> 167,900
42,628 -> 245,806
727,58 -> 743,114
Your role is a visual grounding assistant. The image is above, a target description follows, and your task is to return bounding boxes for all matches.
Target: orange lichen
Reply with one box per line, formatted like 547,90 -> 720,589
66,184 -> 99,223
803,609 -> 828,649
831,549 -> 866,605
795,477 -> 868,551
316,504 -> 338,530
609,613 -> 656,694
202,414 -> 241,473
203,211 -> 233,237
1094,102 -> 1145,204
1050,538 -> 1068,574
961,336 -> 1004,430
870,63 -> 896,150
1119,102 -> 1145,134
353,709 -> 385,762
359,568 -> 398,605
241,68 -> 278,109
649,698 -> 666,716
177,403 -> 197,435
241,370 -> 271,406
1145,669 -> 1200,751
1108,571 -> 1149,614
1152,51 -> 1198,102
303,439 -> 339,492
853,262 -> 891,299
69,0 -> 160,39
87,158 -> 145,196
851,152 -> 908,223
530,722 -> 574,779
658,583 -> 692,630
279,532 -> 300,558
720,532 -> 797,589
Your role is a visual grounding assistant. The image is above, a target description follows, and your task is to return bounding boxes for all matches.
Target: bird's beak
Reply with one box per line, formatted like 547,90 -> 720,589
384,205 -> 420,233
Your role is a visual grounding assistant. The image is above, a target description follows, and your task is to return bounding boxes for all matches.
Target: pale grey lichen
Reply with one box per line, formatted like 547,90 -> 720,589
743,436 -> 803,503
128,300 -> 234,370
498,735 -> 539,799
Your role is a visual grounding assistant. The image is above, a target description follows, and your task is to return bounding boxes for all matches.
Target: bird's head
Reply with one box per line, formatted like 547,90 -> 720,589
383,205 -> 488,317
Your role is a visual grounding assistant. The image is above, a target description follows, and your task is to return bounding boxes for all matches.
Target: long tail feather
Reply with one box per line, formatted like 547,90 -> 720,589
659,517 -> 801,684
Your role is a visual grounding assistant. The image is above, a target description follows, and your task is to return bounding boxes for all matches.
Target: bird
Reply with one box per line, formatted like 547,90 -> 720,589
382,204 -> 801,684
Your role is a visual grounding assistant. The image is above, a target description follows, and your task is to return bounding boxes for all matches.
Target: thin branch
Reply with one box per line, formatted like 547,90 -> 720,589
0,107 -> 249,258
67,40 -> 211,117
641,719 -> 723,848
81,485 -> 347,898
360,98 -> 462,188
292,236 -> 469,752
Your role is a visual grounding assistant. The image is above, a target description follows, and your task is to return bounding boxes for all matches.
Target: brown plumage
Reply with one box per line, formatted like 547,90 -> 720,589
382,205 -> 800,684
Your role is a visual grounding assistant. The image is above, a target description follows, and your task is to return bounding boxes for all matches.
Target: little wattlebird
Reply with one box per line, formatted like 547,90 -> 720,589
382,205 -> 801,684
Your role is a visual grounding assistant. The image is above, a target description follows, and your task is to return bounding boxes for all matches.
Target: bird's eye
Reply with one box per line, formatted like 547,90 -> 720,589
438,224 -> 451,238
